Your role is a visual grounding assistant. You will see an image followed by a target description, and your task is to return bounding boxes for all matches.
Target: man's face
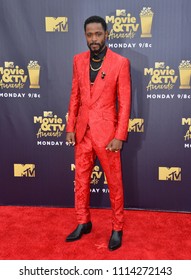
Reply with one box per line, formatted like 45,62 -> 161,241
85,22 -> 108,54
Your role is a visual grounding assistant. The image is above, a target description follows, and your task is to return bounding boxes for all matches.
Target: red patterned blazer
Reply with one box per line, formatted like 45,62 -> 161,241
66,48 -> 131,147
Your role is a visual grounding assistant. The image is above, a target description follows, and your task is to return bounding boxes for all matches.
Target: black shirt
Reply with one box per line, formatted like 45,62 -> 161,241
90,46 -> 107,84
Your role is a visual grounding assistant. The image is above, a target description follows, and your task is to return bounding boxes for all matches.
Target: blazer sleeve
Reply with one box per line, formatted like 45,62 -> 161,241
115,58 -> 131,141
66,56 -> 80,132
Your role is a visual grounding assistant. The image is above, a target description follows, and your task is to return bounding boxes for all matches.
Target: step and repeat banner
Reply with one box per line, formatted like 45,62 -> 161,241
0,0 -> 191,212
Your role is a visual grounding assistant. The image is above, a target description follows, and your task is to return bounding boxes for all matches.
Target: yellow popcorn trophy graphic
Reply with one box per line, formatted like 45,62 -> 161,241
140,7 -> 154,38
179,60 -> 191,89
27,61 -> 40,88
65,112 -> 69,123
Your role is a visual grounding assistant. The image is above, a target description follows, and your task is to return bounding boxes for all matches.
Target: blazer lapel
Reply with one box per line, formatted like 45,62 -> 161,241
80,51 -> 91,104
90,48 -> 112,105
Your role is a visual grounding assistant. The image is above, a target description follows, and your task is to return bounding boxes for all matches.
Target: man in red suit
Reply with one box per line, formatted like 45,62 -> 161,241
65,16 -> 131,250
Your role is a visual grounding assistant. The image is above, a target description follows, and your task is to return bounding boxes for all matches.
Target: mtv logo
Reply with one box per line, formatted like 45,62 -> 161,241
44,111 -> 53,117
14,164 -> 35,177
158,167 -> 181,181
128,119 -> 144,132
155,62 -> 165,69
5,61 -> 14,68
45,17 -> 68,32
116,9 -> 126,16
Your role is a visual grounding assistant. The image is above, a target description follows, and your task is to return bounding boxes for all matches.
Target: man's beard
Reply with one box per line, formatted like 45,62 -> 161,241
88,42 -> 105,54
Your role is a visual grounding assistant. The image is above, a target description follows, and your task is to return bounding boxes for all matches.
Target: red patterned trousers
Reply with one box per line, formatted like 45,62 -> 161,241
74,127 -> 124,231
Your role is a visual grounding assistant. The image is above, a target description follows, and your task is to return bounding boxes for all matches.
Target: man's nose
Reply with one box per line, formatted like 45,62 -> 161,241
91,34 -> 97,42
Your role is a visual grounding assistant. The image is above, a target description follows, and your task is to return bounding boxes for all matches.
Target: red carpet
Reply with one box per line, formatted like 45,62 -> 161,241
0,206 -> 191,260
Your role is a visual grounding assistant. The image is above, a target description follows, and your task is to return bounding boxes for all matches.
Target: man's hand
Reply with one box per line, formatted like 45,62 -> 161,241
66,132 -> 76,146
106,138 -> 123,152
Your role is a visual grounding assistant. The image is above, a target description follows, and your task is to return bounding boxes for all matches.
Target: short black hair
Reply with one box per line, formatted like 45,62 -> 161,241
84,15 -> 107,32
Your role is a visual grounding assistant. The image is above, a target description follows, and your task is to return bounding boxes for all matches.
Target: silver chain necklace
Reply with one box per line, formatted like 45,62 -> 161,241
90,61 -> 103,72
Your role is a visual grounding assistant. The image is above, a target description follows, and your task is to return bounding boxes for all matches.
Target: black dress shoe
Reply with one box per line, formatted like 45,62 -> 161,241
66,221 -> 92,242
108,230 -> 123,251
